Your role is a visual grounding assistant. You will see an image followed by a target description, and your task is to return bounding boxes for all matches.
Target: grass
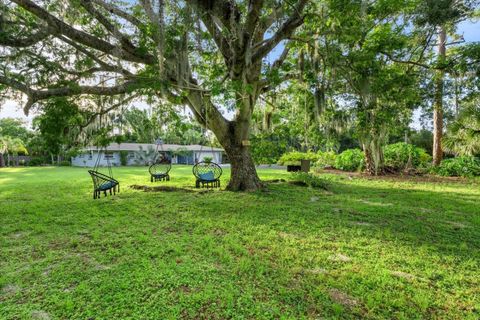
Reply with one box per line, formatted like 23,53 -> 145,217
1,166 -> 479,319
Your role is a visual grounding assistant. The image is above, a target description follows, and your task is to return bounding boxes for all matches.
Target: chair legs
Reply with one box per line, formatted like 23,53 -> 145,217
195,179 -> 220,189
151,174 -> 170,182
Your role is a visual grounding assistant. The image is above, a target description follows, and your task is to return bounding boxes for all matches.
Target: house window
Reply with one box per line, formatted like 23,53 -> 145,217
88,152 -> 93,160
128,152 -> 135,158
104,152 -> 114,159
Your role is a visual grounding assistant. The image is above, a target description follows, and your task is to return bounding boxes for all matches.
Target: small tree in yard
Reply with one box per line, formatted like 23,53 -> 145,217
0,0 -> 311,191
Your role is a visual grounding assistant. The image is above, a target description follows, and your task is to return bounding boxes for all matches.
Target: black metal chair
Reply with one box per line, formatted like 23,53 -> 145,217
88,170 -> 120,199
192,161 -> 222,188
149,160 -> 172,182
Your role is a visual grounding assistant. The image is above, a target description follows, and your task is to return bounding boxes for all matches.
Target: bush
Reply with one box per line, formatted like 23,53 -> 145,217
119,151 -> 128,166
383,142 -> 431,171
334,149 -> 365,171
250,131 -> 289,164
291,172 -> 329,189
316,151 -> 336,168
203,156 -> 213,163
431,157 -> 480,177
59,160 -> 71,166
277,151 -> 320,166
28,157 -> 45,166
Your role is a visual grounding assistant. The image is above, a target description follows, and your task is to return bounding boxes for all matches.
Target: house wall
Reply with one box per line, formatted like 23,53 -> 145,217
71,151 -> 121,167
72,150 -> 223,166
194,151 -> 222,164
125,151 -> 176,165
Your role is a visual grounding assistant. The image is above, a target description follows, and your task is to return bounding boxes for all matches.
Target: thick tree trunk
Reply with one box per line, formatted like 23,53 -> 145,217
363,140 -> 385,176
224,144 -> 263,191
433,27 -> 446,166
0,153 -> 5,167
364,146 -> 374,175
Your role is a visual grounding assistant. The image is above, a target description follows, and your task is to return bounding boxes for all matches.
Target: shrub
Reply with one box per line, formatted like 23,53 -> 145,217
291,172 -> 329,189
277,151 -> 320,166
316,151 -> 336,168
28,157 -> 45,166
334,149 -> 365,171
59,160 -> 71,166
250,131 -> 289,164
383,142 -> 431,171
431,157 -> 480,177
119,151 -> 128,166
203,156 -> 213,163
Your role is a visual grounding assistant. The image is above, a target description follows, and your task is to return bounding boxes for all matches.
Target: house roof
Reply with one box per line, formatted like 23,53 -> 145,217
83,143 -> 224,152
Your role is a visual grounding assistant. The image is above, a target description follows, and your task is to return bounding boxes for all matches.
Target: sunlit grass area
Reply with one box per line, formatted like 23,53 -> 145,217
1,166 -> 479,319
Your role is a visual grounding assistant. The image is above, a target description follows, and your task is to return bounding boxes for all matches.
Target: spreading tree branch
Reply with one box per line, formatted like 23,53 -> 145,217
12,0 -> 154,64
0,74 -> 139,114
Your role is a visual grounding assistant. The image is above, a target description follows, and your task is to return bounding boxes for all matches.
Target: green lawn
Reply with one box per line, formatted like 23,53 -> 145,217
1,166 -> 479,319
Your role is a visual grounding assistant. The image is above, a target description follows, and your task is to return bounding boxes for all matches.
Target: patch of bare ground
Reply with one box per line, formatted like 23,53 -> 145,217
10,231 -> 28,239
305,267 -> 328,275
328,289 -> 358,308
328,253 -> 352,262
278,231 -> 300,239
130,185 -> 213,194
358,199 -> 394,206
1,284 -> 20,296
264,179 -> 287,183
391,271 -> 417,281
445,221 -> 470,229
31,310 -> 51,320
352,221 -> 372,226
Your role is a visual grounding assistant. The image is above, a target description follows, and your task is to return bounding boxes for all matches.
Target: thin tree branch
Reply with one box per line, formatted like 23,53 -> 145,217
0,26 -> 55,47
252,0 -> 308,61
91,0 -> 143,28
79,0 -> 139,56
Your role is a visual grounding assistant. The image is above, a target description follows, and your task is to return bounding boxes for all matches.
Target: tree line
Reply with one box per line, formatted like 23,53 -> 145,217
0,0 -> 479,189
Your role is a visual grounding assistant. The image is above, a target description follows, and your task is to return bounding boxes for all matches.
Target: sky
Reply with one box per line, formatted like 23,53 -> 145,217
1,17 -> 479,129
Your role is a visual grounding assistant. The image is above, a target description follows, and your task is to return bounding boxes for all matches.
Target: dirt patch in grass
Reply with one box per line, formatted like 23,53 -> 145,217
329,253 -> 352,262
329,289 -> 358,308
130,185 -> 213,194
31,310 -> 51,320
352,221 -> 372,226
305,267 -> 328,275
264,179 -> 287,183
445,221 -> 470,229
391,271 -> 417,281
1,284 -> 20,296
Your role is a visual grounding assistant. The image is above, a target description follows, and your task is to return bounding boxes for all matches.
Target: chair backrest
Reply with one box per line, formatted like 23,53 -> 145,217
149,159 -> 172,175
192,162 -> 222,180
88,170 -> 118,188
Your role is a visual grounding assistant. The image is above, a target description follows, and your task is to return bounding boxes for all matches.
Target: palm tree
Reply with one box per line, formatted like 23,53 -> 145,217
0,136 -> 9,167
443,105 -> 480,156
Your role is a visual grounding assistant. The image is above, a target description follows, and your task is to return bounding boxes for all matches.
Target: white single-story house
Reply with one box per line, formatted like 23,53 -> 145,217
71,143 -> 224,167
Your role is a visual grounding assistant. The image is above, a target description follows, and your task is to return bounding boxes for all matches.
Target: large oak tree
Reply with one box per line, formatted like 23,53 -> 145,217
0,0 -> 310,190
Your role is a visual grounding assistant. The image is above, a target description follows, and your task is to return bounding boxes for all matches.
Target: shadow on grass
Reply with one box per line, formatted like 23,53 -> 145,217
181,180 -> 480,261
